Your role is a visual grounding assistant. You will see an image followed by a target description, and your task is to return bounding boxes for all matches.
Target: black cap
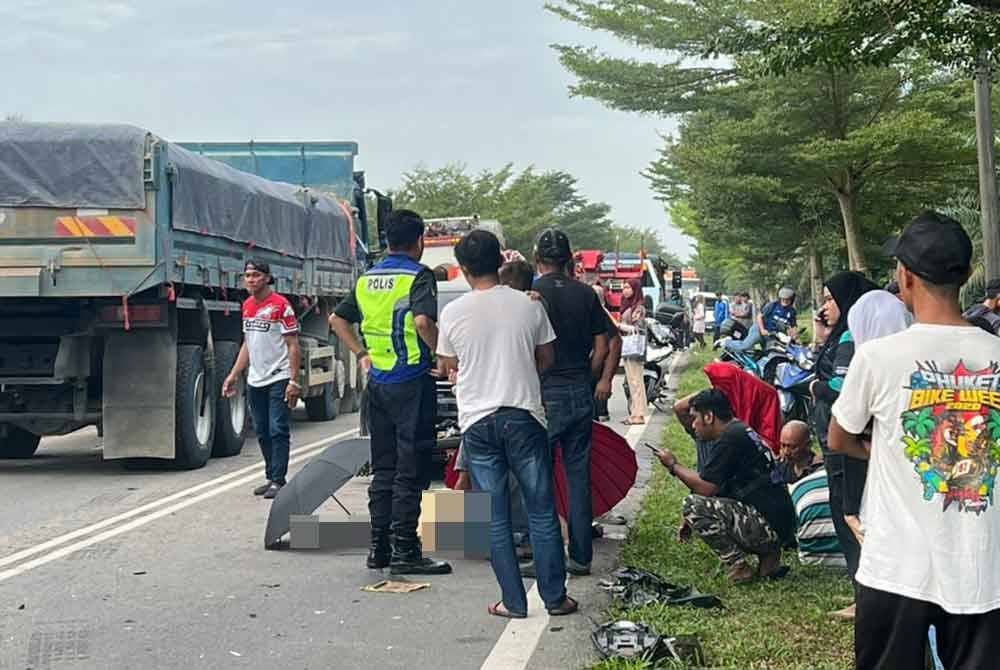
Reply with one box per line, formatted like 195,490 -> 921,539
883,211 -> 972,285
986,279 -> 1000,300
245,258 -> 275,284
535,228 -> 572,263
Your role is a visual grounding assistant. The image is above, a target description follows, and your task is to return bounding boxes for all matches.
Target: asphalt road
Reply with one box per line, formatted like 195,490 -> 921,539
0,378 -> 646,670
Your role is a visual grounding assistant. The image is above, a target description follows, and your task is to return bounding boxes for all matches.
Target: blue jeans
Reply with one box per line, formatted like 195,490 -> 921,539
248,379 -> 290,485
724,324 -> 762,353
465,408 -> 567,614
543,381 -> 595,567
459,439 -> 530,541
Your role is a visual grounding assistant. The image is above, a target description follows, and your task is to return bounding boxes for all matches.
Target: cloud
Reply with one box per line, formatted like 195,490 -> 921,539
176,26 -> 409,60
0,0 -> 136,32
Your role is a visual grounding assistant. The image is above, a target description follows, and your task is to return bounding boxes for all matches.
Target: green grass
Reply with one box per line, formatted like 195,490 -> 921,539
593,347 -> 854,670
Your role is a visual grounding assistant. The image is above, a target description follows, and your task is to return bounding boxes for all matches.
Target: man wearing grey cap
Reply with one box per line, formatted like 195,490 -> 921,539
962,278 -> 1000,335
829,211 -> 1000,669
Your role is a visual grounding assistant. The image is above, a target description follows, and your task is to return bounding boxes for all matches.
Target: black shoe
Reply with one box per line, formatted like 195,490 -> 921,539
367,529 -> 391,570
262,482 -> 282,499
253,481 -> 272,496
389,537 -> 452,575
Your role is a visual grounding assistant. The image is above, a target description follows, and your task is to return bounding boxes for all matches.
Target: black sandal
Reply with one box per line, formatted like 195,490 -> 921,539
547,596 -> 579,616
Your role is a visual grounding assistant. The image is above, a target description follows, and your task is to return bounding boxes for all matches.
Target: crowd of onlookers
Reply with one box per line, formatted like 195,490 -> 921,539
314,206 -> 1000,667
651,211 -> 1000,669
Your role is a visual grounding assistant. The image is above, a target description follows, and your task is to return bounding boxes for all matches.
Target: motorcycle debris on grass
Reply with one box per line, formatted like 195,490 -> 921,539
592,620 -> 706,667
599,566 -> 723,609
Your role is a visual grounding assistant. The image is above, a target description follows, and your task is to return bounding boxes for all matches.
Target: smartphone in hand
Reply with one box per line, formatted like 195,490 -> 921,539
644,442 -> 662,455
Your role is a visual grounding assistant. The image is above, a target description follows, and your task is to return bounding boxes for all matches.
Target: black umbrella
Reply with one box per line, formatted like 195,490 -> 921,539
264,437 -> 371,549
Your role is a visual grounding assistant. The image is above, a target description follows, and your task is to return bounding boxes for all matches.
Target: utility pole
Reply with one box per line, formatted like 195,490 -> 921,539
975,53 -> 1000,283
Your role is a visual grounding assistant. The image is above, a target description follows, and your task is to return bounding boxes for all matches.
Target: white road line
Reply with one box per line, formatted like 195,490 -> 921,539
0,430 -> 357,582
480,586 -> 547,670
0,428 -> 358,573
0,434 -> 359,584
480,418 -> 653,670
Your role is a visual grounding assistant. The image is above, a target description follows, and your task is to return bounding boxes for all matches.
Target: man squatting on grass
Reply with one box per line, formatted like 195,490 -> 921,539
655,389 -> 797,584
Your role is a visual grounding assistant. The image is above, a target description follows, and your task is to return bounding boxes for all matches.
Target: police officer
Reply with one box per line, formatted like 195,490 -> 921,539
330,209 -> 451,575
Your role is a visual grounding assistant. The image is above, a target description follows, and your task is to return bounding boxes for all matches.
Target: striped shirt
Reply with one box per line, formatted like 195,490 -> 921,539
788,467 -> 846,568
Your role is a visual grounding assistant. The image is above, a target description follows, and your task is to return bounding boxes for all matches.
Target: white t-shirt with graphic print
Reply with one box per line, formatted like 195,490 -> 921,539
242,291 -> 299,388
833,323 -> 1000,614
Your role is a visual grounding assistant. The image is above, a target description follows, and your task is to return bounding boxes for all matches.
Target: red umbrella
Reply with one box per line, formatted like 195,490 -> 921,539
703,362 -> 782,454
443,448 -> 462,489
443,422 -> 638,520
552,422 -> 637,519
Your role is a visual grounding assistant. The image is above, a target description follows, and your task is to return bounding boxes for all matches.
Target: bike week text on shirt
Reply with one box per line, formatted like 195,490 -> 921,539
902,361 -> 1000,514
833,324 -> 1000,613
242,292 -> 299,388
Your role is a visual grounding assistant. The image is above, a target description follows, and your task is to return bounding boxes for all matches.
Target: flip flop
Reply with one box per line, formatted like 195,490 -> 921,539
547,596 -> 579,616
488,601 -> 526,619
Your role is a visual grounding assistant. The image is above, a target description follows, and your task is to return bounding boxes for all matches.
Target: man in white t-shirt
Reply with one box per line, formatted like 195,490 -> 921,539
436,230 -> 578,620
223,259 -> 301,500
830,211 -> 1000,670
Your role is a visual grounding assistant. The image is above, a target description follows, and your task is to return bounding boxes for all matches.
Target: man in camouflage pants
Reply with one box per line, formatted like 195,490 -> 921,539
656,390 -> 796,583
681,494 -> 780,572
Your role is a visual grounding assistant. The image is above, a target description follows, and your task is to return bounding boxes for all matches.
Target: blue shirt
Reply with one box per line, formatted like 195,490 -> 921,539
714,300 -> 729,325
762,301 -> 797,333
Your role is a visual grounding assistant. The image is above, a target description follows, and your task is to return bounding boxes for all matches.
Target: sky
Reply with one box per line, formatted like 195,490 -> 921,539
0,0 -> 691,258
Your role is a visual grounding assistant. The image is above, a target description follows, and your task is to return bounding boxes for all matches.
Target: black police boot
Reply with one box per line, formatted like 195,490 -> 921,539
366,528 -> 391,569
389,534 -> 452,575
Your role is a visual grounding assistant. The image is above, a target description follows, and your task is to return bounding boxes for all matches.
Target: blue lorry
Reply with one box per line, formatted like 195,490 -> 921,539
0,123 -> 383,467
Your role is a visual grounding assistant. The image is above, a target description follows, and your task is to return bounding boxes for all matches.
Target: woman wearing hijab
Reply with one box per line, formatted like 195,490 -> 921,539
809,271 -> 877,618
619,278 -> 647,425
841,290 -> 913,543
691,295 -> 707,347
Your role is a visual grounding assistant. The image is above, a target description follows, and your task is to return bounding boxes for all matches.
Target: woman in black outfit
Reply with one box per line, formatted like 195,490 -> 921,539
809,271 -> 877,616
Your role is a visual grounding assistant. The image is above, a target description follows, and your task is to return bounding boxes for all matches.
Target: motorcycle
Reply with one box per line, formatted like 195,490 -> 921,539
623,317 -> 676,411
765,336 -> 815,422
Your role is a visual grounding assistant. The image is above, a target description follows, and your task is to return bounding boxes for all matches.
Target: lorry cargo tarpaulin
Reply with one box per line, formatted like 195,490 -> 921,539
168,144 -> 311,258
0,123 -> 147,209
306,194 -> 352,261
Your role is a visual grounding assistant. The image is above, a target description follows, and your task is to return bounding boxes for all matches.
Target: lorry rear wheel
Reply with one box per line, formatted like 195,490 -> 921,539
174,345 -> 215,469
0,424 -> 41,459
212,341 -> 246,457
305,382 -> 339,422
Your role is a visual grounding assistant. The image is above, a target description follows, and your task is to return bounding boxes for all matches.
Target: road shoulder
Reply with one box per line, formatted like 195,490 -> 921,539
524,351 -> 689,670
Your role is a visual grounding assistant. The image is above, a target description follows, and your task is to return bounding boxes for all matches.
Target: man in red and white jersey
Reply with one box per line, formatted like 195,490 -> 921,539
223,259 -> 301,499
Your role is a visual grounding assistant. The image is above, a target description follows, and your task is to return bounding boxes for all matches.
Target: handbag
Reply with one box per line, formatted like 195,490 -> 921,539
622,332 -> 646,359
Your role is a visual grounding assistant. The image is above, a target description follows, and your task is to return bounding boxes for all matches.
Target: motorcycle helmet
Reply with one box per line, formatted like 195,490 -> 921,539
778,286 -> 795,301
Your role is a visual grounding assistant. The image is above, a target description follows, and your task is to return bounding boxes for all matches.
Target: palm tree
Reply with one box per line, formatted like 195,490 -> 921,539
902,408 -> 937,439
903,436 -> 932,461
941,192 -> 984,309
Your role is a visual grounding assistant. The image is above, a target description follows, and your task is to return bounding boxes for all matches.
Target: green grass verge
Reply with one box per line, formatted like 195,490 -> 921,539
592,347 -> 853,670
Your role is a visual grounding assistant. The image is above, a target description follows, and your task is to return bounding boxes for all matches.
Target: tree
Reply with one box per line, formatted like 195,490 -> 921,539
391,163 -> 668,258
751,0 -> 1000,281
548,0 -> 976,271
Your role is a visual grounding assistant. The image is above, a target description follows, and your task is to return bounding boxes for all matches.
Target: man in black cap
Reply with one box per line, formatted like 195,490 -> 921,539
829,211 -> 1000,670
531,228 -> 611,576
223,259 -> 301,499
962,278 -> 1000,335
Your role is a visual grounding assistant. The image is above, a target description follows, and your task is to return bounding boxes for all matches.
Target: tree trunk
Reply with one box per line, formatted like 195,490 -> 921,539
835,179 -> 866,271
975,57 -> 1000,284
809,242 -> 824,312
